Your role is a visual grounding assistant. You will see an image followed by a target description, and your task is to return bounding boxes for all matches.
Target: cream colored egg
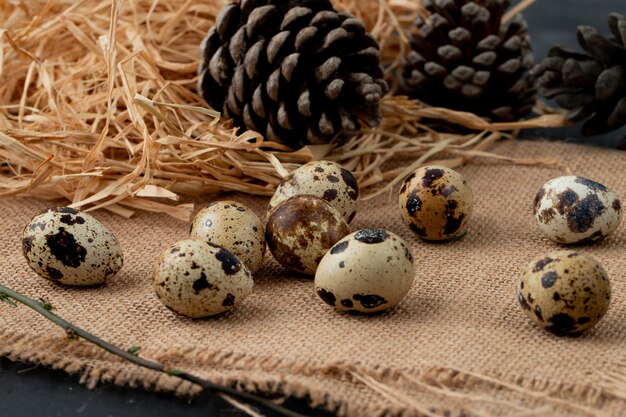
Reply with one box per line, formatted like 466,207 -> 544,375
517,251 -> 610,335
315,229 -> 414,313
190,200 -> 265,273
22,207 -> 123,286
266,195 -> 350,275
398,165 -> 473,241
152,239 -> 253,318
533,175 -> 622,244
269,161 -> 359,223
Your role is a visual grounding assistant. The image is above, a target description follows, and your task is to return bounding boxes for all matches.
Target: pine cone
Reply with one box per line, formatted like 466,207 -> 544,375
401,0 -> 536,121
197,0 -> 387,148
531,13 -> 626,136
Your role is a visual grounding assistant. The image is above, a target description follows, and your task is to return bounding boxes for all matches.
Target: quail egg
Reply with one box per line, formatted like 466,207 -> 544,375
315,228 -> 415,313
22,207 -> 123,286
533,175 -> 622,244
269,161 -> 359,223
398,165 -> 473,241
266,195 -> 350,275
517,251 -> 611,335
152,239 -> 253,318
189,200 -> 265,273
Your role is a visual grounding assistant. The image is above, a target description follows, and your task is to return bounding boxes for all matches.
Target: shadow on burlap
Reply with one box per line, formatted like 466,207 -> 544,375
1,140 -> 625,417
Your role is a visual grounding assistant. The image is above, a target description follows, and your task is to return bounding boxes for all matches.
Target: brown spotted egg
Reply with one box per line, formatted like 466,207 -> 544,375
152,239 -> 253,318
315,229 -> 414,313
269,161 -> 359,223
266,195 -> 350,275
189,200 -> 265,273
517,251 -> 610,335
398,166 -> 473,241
22,207 -> 123,286
533,176 -> 622,244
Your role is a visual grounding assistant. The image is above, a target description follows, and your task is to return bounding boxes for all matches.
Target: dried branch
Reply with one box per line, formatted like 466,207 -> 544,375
0,283 -> 308,417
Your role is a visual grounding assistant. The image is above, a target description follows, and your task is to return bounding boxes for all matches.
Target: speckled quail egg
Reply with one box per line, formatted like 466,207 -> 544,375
152,239 -> 253,318
22,207 -> 123,286
315,228 -> 415,313
266,195 -> 350,275
398,165 -> 473,241
516,251 -> 610,335
189,200 -> 265,273
533,175 -> 622,244
269,161 -> 359,223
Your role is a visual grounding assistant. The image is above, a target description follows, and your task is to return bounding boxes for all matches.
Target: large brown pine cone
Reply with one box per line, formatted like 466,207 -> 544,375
401,0 -> 536,122
197,0 -> 387,149
531,13 -> 626,136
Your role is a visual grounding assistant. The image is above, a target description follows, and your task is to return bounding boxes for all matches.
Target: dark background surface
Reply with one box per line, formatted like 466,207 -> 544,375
1,2 -> 623,417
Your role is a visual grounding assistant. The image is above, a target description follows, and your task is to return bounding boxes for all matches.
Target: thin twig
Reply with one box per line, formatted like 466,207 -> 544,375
0,283 -> 308,417
502,0 -> 536,24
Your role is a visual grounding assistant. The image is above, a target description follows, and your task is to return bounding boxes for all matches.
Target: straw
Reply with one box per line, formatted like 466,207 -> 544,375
0,0 -> 566,221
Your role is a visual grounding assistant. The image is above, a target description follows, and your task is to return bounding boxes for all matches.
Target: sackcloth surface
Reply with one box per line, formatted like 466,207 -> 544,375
1,139 -> 625,417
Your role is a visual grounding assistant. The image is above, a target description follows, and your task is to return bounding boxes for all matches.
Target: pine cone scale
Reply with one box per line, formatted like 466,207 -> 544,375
208,47 -> 229,84
215,4 -> 240,39
267,31 -> 290,64
246,6 -> 278,39
561,60 -> 596,88
473,71 -> 490,86
608,96 -> 626,128
266,69 -> 280,101
596,65 -> 626,102
280,53 -> 299,81
477,35 -> 500,51
578,26 -> 626,62
231,66 -> 245,103
325,79 -> 344,100
281,7 -> 310,31
297,91 -> 311,116
449,27 -> 472,45
252,86 -> 266,117
472,51 -> 496,67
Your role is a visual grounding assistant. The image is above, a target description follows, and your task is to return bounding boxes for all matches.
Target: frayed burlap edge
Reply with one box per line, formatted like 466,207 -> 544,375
2,331 -> 623,417
601,353 -> 626,405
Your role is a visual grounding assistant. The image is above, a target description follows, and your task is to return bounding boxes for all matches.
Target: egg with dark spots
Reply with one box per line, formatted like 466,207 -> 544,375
315,229 -> 414,313
189,200 -> 265,273
533,176 -> 622,244
268,161 -> 359,223
22,207 -> 123,286
152,240 -> 253,318
266,195 -> 350,275
398,166 -> 473,241
517,251 -> 610,335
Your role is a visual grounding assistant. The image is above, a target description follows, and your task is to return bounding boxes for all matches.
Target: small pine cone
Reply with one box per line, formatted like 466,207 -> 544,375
197,0 -> 387,148
531,13 -> 626,136
401,0 -> 536,121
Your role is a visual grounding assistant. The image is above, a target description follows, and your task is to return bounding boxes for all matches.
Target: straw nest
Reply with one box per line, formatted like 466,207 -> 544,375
0,0 -> 567,221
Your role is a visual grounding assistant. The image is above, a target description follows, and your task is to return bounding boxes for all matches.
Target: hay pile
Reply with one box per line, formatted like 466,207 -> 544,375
0,0 -> 567,220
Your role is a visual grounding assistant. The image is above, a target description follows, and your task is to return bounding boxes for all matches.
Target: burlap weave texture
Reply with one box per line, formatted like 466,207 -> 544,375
1,140 -> 625,417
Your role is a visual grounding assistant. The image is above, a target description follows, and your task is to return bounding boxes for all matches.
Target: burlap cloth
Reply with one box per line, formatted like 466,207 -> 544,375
1,139 -> 625,417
